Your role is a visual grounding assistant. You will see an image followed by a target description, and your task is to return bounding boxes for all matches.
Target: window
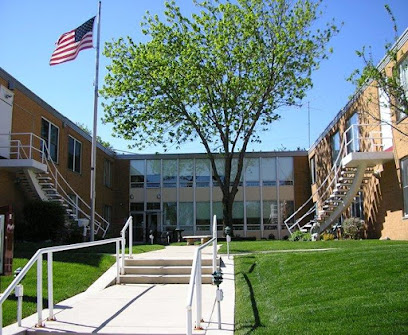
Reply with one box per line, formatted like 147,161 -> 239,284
147,203 -> 160,211
261,157 -> 276,186
246,201 -> 261,230
146,160 -> 161,188
331,130 -> 341,166
41,118 -> 59,162
179,202 -> 194,230
346,113 -> 360,154
179,159 -> 193,187
278,157 -> 294,185
245,158 -> 260,187
104,159 -> 112,187
130,202 -> 144,212
280,200 -> 294,227
397,56 -> 408,122
68,136 -> 81,173
351,192 -> 364,219
401,157 -> 408,217
163,202 -> 177,229
263,200 -> 278,230
213,202 -> 224,230
229,158 -> 242,186
163,160 -> 177,188
196,159 -> 210,187
196,202 -> 210,231
212,159 -> 225,187
130,160 -> 145,188
103,205 -> 112,223
232,202 -> 244,231
310,156 -> 316,185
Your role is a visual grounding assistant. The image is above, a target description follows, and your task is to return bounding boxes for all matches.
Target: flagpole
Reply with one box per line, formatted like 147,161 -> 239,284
90,0 -> 101,241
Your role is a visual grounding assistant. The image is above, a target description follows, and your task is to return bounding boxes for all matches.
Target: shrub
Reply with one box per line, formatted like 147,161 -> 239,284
289,230 -> 311,241
322,232 -> 335,241
16,200 -> 66,242
342,217 -> 364,240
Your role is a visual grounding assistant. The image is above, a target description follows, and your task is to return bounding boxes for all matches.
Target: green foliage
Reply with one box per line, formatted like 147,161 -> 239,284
347,5 -> 408,120
321,231 -> 335,241
288,230 -> 311,241
101,0 -> 338,227
76,122 -> 114,150
342,217 -> 364,240
16,201 -> 66,242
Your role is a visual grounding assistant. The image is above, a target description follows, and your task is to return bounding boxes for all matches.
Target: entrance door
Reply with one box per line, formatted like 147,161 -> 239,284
146,212 -> 161,243
132,213 -> 145,243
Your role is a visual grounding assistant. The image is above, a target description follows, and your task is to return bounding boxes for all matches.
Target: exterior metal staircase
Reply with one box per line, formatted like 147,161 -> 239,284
0,133 -> 110,237
285,124 -> 394,235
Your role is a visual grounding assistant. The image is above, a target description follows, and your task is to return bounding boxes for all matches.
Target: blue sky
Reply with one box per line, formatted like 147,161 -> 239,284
1,0 -> 408,154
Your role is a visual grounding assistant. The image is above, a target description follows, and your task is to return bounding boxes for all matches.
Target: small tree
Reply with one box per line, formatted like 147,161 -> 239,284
348,5 -> 408,128
101,0 -> 338,231
342,217 -> 364,240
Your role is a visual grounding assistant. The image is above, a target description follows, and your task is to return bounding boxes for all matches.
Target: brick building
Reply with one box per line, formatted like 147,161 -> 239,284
288,29 -> 408,240
1,28 -> 408,242
0,67 -> 309,242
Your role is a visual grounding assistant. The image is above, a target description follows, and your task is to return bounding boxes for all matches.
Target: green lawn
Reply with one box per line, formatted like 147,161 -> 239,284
0,242 -> 164,327
232,240 -> 408,335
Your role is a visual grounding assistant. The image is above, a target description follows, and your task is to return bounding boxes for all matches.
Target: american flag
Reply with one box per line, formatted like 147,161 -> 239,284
50,17 -> 95,66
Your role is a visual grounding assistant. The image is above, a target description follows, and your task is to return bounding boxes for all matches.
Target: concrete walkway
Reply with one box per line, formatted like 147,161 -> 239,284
3,246 -> 234,335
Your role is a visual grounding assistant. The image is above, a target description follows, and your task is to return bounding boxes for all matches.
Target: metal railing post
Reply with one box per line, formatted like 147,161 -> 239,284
195,252 -> 202,329
36,255 -> 43,327
212,215 -> 217,272
129,216 -> 133,258
0,304 -> 3,335
29,133 -> 33,159
47,252 -> 54,321
121,235 -> 126,275
187,306 -> 192,335
116,240 -> 120,284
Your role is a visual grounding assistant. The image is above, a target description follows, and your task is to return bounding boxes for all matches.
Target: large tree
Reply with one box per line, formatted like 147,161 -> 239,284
101,0 -> 337,231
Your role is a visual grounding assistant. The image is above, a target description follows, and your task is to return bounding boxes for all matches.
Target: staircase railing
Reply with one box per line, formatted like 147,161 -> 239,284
0,237 -> 123,334
120,216 -> 133,274
186,215 -> 218,335
284,123 -> 392,234
40,142 -> 110,237
1,133 -> 110,237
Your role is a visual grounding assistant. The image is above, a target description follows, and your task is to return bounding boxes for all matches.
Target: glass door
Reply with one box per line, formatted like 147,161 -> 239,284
132,213 -> 145,243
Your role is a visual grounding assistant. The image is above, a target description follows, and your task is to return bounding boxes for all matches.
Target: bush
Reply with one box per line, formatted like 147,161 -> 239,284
322,232 -> 335,241
342,217 -> 364,240
16,200 -> 66,242
289,230 -> 311,241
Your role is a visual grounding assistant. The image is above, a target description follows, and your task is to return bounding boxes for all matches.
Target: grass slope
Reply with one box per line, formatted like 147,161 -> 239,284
0,242 -> 164,327
234,240 -> 408,335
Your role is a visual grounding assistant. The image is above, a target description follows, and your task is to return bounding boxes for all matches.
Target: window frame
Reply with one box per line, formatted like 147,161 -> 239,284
104,159 -> 112,188
68,135 -> 82,173
41,117 -> 59,163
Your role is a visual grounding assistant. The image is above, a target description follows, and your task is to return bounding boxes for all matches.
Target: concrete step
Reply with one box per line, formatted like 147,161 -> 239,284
124,265 -> 213,275
119,274 -> 213,284
124,258 -> 216,267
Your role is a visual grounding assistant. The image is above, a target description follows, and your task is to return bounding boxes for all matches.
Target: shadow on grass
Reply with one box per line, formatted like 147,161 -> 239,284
238,262 -> 264,334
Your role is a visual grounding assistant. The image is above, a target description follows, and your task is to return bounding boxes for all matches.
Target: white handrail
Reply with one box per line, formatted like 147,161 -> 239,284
186,215 -> 218,335
120,216 -> 133,274
0,237 -> 123,334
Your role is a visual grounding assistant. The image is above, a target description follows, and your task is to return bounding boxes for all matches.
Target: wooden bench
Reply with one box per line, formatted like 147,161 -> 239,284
183,235 -> 212,245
